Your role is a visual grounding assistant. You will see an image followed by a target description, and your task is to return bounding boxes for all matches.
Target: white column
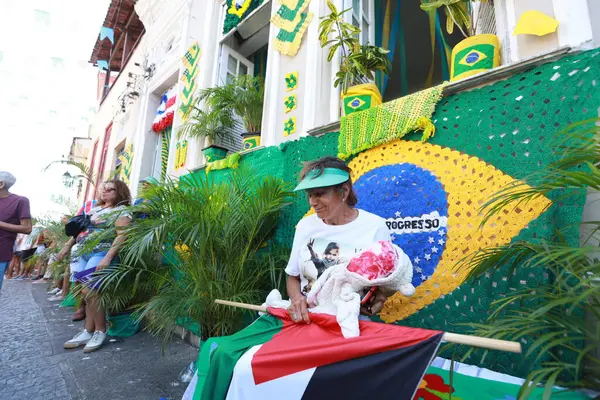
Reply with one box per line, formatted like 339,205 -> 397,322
301,0 -> 322,134
502,0 -> 520,63
262,2 -> 282,147
493,0 -> 514,65
183,0 -> 223,169
552,0 -> 594,49
167,0 -> 194,176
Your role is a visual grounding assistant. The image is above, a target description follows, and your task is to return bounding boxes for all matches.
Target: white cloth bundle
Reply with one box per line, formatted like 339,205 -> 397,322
265,241 -> 415,338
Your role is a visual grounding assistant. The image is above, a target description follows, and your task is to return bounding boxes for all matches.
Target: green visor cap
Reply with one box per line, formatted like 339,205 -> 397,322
293,168 -> 350,191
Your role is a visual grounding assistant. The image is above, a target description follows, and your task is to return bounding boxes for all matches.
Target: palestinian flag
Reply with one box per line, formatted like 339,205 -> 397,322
183,308 -> 443,400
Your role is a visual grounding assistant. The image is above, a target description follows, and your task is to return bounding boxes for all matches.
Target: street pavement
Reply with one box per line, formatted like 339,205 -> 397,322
0,280 -> 196,400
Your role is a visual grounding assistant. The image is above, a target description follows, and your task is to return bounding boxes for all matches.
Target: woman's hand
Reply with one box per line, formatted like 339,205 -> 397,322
95,256 -> 112,271
57,248 -> 69,262
360,289 -> 389,317
288,295 -> 311,324
57,238 -> 76,262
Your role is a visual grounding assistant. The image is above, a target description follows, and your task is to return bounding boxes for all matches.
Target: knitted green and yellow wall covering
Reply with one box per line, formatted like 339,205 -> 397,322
338,83 -> 446,159
183,49 -> 600,377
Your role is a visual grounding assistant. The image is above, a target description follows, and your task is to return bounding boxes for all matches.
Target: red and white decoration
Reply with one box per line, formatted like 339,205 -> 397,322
152,86 -> 177,132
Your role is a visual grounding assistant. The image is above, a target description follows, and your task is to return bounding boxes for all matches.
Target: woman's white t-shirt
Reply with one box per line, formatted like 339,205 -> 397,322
285,209 -> 392,295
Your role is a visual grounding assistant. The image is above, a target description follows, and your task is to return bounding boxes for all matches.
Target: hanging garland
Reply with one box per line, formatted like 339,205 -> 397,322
223,0 -> 264,34
152,86 -> 177,132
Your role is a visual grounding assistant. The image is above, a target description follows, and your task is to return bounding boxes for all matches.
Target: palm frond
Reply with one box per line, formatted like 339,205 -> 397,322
93,168 -> 293,340
456,120 -> 600,395
43,159 -> 95,184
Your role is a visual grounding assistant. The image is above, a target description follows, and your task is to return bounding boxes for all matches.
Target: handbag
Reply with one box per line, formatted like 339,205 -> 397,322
64,214 -> 91,238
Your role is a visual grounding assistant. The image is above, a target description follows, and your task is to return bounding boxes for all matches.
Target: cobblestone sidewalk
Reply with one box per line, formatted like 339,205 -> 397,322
0,280 -> 196,400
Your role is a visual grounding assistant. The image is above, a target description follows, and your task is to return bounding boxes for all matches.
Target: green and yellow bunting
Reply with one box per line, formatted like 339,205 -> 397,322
279,0 -> 302,8
273,12 -> 313,57
271,0 -> 310,31
284,94 -> 297,113
179,42 -> 201,121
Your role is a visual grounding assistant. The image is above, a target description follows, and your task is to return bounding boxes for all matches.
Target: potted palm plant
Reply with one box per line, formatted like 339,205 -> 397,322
198,75 -> 265,151
234,76 -> 264,151
178,92 -> 236,163
319,1 -> 391,115
419,0 -> 500,81
95,170 -> 293,341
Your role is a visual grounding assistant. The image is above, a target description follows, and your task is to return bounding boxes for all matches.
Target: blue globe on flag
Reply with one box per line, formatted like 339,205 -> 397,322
354,163 -> 449,288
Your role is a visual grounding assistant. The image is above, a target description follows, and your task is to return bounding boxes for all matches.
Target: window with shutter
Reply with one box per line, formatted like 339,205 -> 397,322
216,44 -> 255,152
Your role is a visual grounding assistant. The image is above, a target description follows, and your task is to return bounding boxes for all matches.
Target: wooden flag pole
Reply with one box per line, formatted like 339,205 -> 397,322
214,299 -> 522,354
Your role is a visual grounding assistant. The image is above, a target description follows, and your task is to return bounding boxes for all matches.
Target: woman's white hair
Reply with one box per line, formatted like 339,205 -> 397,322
0,171 -> 17,189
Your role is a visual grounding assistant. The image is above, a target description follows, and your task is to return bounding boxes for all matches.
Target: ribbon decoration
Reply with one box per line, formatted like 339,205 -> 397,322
100,26 -> 115,43
97,60 -> 109,71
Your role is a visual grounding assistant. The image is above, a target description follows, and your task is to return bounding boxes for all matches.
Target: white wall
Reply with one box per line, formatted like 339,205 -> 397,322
130,0 -> 192,196
501,0 -> 593,63
262,0 -> 340,148
123,0 -> 599,159
588,0 -> 600,47
83,37 -> 147,203
180,0 -> 231,170
167,0 -> 210,174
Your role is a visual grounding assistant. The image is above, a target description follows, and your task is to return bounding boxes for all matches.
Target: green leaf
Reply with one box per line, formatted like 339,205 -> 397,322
326,0 -> 338,14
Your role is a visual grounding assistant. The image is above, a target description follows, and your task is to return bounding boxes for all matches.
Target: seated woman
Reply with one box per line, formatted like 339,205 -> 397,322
286,156 -> 393,323
183,156 -> 397,400
63,179 -> 132,353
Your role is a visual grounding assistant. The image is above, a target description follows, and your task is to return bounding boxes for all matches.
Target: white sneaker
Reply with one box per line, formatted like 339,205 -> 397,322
83,331 -> 107,353
47,287 -> 60,295
64,329 -> 93,349
55,290 -> 64,297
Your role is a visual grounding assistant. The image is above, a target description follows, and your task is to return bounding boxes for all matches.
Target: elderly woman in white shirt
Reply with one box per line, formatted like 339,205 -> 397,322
285,157 -> 393,324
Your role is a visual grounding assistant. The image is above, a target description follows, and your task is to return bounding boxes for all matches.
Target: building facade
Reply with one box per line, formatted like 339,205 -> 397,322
78,0 -> 600,203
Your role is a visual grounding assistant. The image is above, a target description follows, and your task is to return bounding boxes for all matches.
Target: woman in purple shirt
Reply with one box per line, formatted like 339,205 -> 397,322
0,171 -> 32,292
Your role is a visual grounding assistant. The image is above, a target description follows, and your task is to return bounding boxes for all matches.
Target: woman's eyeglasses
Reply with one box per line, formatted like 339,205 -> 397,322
103,188 -> 116,193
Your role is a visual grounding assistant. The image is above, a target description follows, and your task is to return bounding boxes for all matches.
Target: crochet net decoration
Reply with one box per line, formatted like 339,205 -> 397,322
186,49 -> 600,376
339,83 -> 446,160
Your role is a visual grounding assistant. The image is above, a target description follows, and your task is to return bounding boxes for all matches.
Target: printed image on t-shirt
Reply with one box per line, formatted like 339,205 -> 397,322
299,238 -> 364,295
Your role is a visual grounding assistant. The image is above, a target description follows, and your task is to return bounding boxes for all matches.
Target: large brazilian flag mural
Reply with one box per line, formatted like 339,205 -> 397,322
191,49 -> 599,379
